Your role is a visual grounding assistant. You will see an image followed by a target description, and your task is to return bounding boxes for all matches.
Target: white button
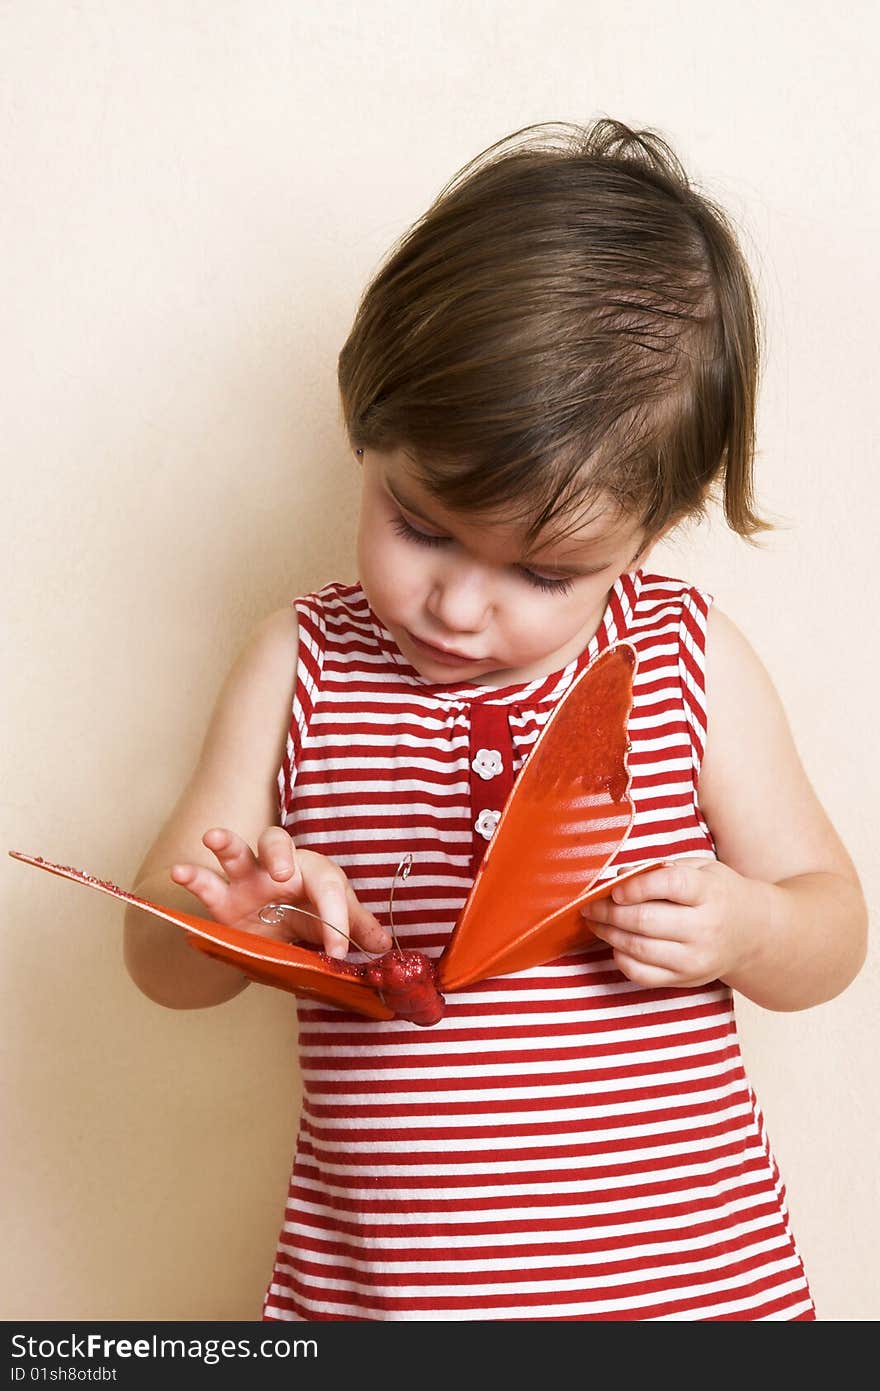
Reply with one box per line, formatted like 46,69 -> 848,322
475,808 -> 501,840
472,748 -> 503,780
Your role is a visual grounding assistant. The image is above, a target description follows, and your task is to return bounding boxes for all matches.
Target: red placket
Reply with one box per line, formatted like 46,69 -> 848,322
467,703 -> 517,875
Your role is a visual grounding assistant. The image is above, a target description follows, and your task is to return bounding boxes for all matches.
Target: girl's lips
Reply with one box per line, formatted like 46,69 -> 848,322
405,630 -> 482,665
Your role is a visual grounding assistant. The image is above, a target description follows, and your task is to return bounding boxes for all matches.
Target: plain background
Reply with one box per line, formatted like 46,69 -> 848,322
3,0 -> 878,1322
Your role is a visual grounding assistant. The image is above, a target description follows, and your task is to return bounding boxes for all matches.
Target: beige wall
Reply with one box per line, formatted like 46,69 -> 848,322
3,1 -> 877,1322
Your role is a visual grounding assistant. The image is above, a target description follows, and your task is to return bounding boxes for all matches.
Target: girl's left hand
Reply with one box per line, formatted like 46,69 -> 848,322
582,859 -> 767,989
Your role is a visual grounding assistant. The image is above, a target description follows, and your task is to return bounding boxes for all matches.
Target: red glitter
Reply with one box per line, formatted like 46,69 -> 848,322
362,949 -> 445,1026
9,852 -> 145,907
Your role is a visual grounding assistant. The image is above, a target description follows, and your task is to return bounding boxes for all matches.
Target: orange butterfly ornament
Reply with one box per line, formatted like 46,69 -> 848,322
10,644 -> 670,1026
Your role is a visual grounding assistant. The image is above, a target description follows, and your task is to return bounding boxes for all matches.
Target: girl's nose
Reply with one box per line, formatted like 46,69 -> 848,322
426,563 -> 492,635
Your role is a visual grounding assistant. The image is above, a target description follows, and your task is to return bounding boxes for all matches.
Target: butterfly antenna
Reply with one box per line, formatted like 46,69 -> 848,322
387,853 -> 413,951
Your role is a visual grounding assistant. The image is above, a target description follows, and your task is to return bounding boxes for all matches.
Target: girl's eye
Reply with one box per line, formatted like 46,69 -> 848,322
390,515 -> 447,547
517,569 -> 575,596
390,512 -> 576,596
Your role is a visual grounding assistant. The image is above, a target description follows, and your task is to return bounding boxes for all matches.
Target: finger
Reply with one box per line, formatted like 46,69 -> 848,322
169,862 -> 229,915
610,949 -> 692,989
603,863 -> 706,908
202,827 -> 259,882
345,884 -> 392,954
591,921 -> 689,967
584,900 -> 692,941
256,827 -> 300,884
298,865 -> 352,959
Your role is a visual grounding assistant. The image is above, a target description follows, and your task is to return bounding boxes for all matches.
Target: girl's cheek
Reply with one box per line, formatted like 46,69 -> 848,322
392,534 -> 433,585
369,535 -> 424,607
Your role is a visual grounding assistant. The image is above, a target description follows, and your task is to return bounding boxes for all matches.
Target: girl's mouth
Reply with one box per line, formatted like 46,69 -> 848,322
405,630 -> 482,665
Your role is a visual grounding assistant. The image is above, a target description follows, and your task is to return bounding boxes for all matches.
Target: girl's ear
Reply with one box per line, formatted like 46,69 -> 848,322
634,515 -> 682,564
631,533 -> 660,568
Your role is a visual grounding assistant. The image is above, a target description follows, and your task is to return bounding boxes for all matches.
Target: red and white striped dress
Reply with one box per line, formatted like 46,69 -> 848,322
262,570 -> 815,1321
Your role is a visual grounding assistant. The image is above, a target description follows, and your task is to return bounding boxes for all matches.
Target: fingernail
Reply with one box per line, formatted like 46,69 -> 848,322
327,944 -> 347,961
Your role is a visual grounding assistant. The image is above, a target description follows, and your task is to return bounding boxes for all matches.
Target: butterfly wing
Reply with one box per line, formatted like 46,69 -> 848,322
8,850 -> 394,1020
438,643 -> 662,990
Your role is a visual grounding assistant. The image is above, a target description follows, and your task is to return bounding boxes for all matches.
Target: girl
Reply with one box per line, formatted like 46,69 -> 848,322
123,118 -> 867,1321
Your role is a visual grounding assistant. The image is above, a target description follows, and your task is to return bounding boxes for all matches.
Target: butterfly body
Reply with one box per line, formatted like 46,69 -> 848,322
361,949 -> 445,1026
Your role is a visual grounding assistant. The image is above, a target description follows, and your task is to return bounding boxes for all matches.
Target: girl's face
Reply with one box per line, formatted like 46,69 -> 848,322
356,448 -> 653,686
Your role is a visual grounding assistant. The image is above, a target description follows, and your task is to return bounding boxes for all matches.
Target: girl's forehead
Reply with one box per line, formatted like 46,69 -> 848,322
379,448 -> 640,557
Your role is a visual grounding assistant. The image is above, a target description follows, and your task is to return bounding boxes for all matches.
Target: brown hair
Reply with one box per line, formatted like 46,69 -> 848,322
337,117 -> 770,547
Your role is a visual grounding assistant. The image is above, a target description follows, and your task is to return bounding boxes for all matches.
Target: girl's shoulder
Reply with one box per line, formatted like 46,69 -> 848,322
127,605 -> 301,897
702,603 -> 774,699
211,605 -> 301,751
220,604 -> 300,676
697,604 -> 857,884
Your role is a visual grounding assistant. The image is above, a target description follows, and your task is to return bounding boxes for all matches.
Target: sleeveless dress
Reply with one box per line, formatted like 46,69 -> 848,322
262,570 -> 815,1322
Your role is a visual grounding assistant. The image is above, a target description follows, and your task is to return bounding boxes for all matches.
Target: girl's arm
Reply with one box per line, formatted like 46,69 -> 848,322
586,605 -> 868,1010
696,605 -> 867,1008
123,605 -> 301,1009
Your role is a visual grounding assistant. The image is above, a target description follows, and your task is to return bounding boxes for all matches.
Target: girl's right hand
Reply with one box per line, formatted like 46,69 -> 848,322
169,827 -> 392,960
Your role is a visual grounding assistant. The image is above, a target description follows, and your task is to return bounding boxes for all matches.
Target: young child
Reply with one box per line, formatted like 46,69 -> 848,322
123,118 -> 867,1321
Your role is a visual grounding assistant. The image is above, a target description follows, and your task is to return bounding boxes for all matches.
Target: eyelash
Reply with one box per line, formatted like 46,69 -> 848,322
389,514 -> 576,596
